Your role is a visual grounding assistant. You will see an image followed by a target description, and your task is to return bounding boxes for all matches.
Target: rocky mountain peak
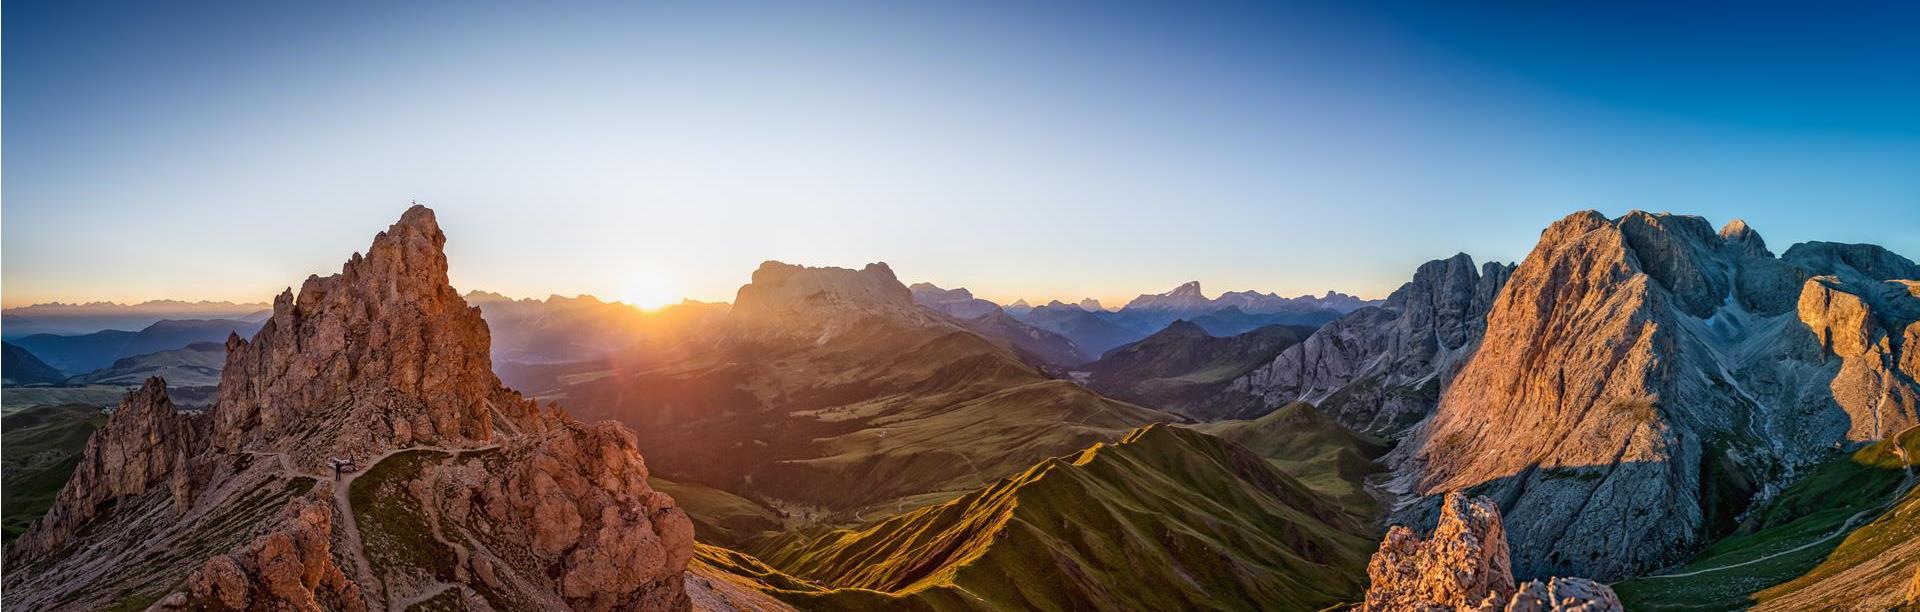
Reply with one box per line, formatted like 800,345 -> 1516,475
1123,280 -> 1214,311
1718,218 -> 1772,257
209,206 -> 525,468
10,377 -> 208,560
1079,298 -> 1104,312
6,205 -> 694,611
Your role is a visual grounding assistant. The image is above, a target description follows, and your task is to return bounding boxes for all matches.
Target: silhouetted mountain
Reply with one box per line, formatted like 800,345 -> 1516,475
1,301 -> 269,339
10,318 -> 263,375
2,342 -> 64,386
1016,300 -> 1145,358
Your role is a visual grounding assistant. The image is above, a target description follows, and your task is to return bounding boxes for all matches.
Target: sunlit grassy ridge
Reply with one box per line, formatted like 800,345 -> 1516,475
716,422 -> 1378,611
1614,427 -> 1920,610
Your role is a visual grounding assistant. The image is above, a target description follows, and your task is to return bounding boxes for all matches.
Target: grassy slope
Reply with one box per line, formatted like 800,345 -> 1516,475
650,476 -> 784,548
558,316 -> 1173,517
740,424 -> 1377,611
1195,402 -> 1390,517
1,404 -> 105,541
1614,427 -> 1920,610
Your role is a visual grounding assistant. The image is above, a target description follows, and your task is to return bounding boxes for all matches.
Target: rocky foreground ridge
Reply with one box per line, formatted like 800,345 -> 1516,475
1364,491 -> 1621,611
1395,211 -> 1920,581
3,206 -> 694,611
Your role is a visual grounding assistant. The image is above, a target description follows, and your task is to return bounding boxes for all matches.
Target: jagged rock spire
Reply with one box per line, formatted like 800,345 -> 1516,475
210,204 -> 537,469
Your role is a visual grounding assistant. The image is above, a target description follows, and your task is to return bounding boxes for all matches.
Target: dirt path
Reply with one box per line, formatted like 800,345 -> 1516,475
389,581 -> 461,611
327,444 -> 499,611
1637,435 -> 1917,581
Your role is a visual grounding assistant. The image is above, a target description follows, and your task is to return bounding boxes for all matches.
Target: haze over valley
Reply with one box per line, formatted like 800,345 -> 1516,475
7,1 -> 1920,611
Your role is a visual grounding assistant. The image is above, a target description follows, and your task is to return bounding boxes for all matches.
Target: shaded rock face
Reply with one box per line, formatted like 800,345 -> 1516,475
212,206 -> 538,471
1228,253 -> 1513,433
10,377 -> 208,560
1394,211 -> 1920,581
5,205 -> 693,612
1364,492 -> 1621,612
908,282 -> 1001,319
728,261 -> 928,344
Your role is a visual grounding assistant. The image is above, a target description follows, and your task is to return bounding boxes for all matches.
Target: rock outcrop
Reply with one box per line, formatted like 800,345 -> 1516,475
212,206 -> 538,472
4,205 -> 693,612
1393,211 -> 1920,581
1364,492 -> 1620,612
1228,253 -> 1512,432
9,377 -> 208,560
178,498 -> 364,611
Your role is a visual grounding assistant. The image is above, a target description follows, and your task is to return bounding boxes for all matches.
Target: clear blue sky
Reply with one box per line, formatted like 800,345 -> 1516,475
5,0 -> 1916,308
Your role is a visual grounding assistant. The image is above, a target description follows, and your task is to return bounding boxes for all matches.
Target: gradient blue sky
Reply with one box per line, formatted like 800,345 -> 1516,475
5,0 -> 1917,308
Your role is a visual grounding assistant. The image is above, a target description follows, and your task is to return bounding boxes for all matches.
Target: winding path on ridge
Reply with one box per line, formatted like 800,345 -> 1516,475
296,443 -> 500,611
1635,431 -> 1918,582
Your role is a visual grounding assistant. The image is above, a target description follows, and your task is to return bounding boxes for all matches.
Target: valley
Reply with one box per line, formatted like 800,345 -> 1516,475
3,206 -> 1917,612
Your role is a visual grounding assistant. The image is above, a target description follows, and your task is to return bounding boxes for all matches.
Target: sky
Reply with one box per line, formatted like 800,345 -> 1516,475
5,0 -> 1917,309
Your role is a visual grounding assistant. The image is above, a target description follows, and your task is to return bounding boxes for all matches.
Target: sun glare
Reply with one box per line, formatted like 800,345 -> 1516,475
619,276 -> 680,311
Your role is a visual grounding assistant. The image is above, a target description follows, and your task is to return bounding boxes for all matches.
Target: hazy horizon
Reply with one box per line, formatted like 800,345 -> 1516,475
6,1 -> 1917,309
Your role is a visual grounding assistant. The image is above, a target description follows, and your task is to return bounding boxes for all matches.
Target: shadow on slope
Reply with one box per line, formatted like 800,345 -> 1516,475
706,424 -> 1379,611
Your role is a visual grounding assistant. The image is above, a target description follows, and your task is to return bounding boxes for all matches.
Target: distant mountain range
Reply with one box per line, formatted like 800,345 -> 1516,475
2,300 -> 269,339
8,318 -> 263,375
993,282 -> 1366,360
7,204 -> 1919,611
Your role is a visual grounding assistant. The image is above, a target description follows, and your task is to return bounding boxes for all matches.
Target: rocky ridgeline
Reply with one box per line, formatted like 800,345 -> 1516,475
1364,492 -> 1621,612
1397,211 -> 1920,581
1229,253 -> 1513,431
4,206 -> 694,612
9,378 -> 209,560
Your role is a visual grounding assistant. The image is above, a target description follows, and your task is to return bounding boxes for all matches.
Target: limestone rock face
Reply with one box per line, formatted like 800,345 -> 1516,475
212,205 -> 540,471
422,416 -> 696,611
1393,210 -> 1920,581
4,205 -> 693,612
10,377 -> 208,560
1365,492 -> 1515,611
1228,253 -> 1512,432
1799,276 -> 1920,438
178,498 -> 364,611
1363,492 -> 1621,612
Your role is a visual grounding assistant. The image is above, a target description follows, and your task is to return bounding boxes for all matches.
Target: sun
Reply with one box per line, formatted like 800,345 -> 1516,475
618,276 -> 681,311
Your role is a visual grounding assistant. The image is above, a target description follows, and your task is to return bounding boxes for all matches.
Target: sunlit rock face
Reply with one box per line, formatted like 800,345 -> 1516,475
5,205 -> 694,612
1363,491 -> 1621,612
1392,211 -> 1920,581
